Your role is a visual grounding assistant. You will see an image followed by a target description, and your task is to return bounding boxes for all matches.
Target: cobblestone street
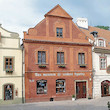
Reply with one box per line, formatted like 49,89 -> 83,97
0,97 -> 110,110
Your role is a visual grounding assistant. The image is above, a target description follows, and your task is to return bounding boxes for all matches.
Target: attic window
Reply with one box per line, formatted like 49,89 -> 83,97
98,39 -> 104,47
90,31 -> 98,37
56,28 -> 63,38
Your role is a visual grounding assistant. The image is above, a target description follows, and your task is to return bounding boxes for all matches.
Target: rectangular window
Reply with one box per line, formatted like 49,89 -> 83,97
57,52 -> 64,64
56,28 -> 63,38
78,53 -> 85,64
99,39 -> 104,47
5,58 -> 13,70
100,57 -> 106,69
37,80 -> 47,94
38,51 -> 46,64
56,79 -> 65,93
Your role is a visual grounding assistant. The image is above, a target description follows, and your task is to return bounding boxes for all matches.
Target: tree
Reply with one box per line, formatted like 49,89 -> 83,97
95,26 -> 110,30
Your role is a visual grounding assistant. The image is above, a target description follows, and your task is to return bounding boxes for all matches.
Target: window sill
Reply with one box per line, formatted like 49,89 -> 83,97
35,63 -> 49,65
38,65 -> 46,68
78,64 -> 87,68
56,92 -> 66,94
57,64 -> 66,68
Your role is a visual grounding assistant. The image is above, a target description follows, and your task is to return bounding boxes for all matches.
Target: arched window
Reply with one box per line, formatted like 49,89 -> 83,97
56,79 -> 65,93
4,84 -> 13,100
101,80 -> 110,97
36,80 -> 47,94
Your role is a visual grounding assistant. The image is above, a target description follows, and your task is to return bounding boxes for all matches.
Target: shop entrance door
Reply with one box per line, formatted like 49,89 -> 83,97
76,81 -> 86,99
101,80 -> 110,97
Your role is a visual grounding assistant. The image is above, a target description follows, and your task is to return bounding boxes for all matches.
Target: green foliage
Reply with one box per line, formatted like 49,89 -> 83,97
72,95 -> 75,98
95,25 -> 109,30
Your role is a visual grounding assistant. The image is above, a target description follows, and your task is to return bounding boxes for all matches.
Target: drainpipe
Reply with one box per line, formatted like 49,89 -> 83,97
92,45 -> 95,99
21,43 -> 24,103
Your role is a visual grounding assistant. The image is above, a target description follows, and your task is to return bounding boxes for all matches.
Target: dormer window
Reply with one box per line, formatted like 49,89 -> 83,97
56,28 -> 63,38
98,39 -> 104,47
90,31 -> 98,37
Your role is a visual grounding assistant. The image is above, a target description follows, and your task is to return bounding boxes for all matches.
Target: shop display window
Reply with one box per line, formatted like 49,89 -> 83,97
37,80 -> 47,94
56,79 -> 65,93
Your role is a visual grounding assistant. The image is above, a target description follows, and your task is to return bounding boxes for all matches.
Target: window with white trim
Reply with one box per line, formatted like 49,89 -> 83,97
78,53 -> 85,64
38,51 -> 46,64
100,57 -> 106,69
57,52 -> 64,64
98,39 -> 104,47
56,28 -> 63,38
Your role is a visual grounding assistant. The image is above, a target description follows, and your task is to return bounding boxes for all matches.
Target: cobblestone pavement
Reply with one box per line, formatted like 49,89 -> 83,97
0,97 -> 110,110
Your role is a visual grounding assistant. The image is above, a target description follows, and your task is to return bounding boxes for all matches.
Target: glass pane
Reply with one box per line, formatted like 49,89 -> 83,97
57,52 -> 60,64
9,65 -> 12,69
6,59 -> 8,61
78,53 -> 81,64
42,51 -> 46,64
4,85 -> 13,100
83,86 -> 86,94
38,51 -> 41,64
6,65 -> 9,69
37,80 -> 47,94
56,79 -> 65,93
61,52 -> 64,64
82,53 -> 85,64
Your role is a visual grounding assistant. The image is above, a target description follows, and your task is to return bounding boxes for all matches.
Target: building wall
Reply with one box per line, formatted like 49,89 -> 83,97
0,26 -> 23,104
24,42 -> 93,102
24,5 -> 93,102
93,52 -> 110,98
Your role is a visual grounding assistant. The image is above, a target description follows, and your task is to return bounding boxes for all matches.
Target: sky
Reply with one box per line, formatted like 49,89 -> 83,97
0,0 -> 110,41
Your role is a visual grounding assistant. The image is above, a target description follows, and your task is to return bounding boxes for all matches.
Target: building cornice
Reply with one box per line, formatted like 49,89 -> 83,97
94,48 -> 110,54
0,76 -> 23,78
23,39 -> 92,46
25,70 -> 92,73
0,47 -> 22,50
1,36 -> 20,39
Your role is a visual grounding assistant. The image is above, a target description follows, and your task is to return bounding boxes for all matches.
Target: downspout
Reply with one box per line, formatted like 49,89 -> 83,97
22,44 -> 24,103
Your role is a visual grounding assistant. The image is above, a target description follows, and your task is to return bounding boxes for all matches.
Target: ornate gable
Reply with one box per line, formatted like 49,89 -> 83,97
45,4 -> 73,19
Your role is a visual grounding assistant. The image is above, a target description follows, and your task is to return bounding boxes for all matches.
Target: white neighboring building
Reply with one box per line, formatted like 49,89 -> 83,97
77,18 -> 110,98
0,24 -> 23,104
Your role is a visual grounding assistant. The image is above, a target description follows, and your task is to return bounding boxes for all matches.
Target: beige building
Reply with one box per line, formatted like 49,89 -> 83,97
0,24 -> 23,104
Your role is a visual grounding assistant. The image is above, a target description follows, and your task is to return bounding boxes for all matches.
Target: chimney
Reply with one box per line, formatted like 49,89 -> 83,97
76,18 -> 88,29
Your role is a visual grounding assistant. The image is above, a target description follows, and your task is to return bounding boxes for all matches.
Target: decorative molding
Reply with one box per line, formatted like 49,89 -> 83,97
25,70 -> 92,73
0,47 -> 22,50
1,36 -> 20,39
23,39 -> 92,46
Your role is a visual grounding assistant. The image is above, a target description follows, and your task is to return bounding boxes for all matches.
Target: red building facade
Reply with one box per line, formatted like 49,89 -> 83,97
23,5 -> 93,102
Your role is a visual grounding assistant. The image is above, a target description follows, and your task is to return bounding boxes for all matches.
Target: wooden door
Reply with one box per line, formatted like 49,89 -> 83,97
76,82 -> 86,99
